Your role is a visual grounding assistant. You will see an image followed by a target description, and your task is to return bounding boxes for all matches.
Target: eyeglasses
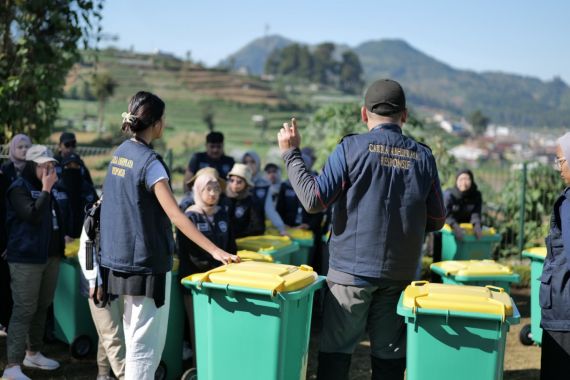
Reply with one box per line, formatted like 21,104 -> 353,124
64,141 -> 76,148
555,157 -> 567,170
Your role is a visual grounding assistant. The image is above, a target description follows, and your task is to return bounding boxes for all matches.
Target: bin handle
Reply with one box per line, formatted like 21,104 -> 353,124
411,280 -> 429,287
485,285 -> 504,293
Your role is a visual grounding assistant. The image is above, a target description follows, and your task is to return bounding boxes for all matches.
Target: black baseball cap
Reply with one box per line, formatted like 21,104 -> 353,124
206,131 -> 224,144
60,131 -> 76,144
364,79 -> 406,116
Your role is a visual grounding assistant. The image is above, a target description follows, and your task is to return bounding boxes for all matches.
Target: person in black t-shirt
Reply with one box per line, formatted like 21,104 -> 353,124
183,131 -> 235,191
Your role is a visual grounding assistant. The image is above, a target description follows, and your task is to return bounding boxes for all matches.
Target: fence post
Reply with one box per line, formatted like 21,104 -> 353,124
518,162 -> 528,259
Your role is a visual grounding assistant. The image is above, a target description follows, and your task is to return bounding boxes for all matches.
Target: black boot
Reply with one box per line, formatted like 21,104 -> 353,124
316,352 -> 352,380
371,356 -> 406,380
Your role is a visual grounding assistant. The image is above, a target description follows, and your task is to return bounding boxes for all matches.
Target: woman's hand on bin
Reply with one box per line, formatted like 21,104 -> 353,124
473,225 -> 483,240
211,248 -> 241,265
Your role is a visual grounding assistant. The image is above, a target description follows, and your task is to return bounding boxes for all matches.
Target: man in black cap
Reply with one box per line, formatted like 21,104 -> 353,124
183,131 -> 235,191
277,79 -> 445,380
54,131 -> 93,185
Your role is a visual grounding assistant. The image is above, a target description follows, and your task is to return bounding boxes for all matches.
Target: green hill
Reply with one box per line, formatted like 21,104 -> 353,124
222,35 -> 570,127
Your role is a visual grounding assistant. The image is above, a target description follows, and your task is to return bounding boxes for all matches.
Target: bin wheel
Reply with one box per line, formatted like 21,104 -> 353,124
181,368 -> 197,380
519,324 -> 534,346
70,335 -> 92,358
154,361 -> 167,380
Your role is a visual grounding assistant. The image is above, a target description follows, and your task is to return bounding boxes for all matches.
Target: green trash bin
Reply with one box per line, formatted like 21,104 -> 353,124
156,266 -> 185,380
521,247 -> 547,346
397,281 -> 520,380
441,223 -> 501,260
181,261 -> 325,380
53,256 -> 98,358
430,260 -> 520,293
236,235 -> 300,265
267,227 -> 314,266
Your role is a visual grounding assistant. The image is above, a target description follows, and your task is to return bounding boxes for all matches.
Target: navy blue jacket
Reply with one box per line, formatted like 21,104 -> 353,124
100,140 -> 174,274
222,195 -> 265,238
540,189 -> 570,331
6,177 -> 65,264
177,207 -> 236,284
188,152 -> 235,179
282,123 -> 445,281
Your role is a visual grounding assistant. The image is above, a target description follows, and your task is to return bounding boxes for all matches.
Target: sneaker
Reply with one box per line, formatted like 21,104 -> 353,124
23,352 -> 60,370
2,365 -> 32,380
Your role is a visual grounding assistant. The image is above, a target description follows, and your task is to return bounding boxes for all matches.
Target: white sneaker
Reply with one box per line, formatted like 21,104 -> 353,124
2,365 -> 32,380
23,351 -> 60,370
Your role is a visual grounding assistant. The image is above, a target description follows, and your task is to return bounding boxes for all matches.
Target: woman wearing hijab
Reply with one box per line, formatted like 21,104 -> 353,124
176,167 -> 236,368
242,151 -> 287,236
540,132 -> 570,378
223,163 -> 265,238
432,169 -> 483,272
2,134 -> 32,185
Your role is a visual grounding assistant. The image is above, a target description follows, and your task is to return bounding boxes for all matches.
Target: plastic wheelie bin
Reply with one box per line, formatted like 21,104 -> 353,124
430,260 -> 520,293
237,249 -> 275,262
397,281 -> 520,380
267,227 -> 314,266
520,247 -> 547,346
181,261 -> 324,380
235,235 -> 299,264
53,243 -> 98,358
156,258 -> 185,380
441,223 -> 501,260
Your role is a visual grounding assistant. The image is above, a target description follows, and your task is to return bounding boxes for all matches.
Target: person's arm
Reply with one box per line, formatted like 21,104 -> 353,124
183,154 -> 198,191
425,156 -> 446,233
264,188 -> 287,234
281,145 -> 347,214
470,192 -> 483,227
560,199 -> 570,270
153,180 -> 239,264
8,167 -> 58,223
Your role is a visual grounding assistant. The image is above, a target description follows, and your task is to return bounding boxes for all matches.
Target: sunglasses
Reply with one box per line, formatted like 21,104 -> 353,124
64,141 -> 77,148
229,177 -> 245,184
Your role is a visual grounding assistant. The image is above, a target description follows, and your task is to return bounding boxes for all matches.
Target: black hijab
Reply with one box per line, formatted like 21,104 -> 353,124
450,169 -> 479,199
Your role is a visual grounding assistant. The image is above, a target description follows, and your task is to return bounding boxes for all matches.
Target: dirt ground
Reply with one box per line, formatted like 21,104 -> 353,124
0,288 -> 540,380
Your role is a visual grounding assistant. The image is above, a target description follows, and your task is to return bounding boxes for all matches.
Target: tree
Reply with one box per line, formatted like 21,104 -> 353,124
312,42 -> 337,85
468,110 -> 490,135
92,72 -> 117,134
339,51 -> 364,94
0,0 -> 103,143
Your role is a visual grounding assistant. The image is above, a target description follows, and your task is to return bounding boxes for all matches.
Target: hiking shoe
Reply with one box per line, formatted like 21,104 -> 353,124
2,365 -> 32,380
23,352 -> 60,370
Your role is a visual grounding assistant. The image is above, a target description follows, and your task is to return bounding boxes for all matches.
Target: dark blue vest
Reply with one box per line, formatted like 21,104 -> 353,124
540,190 -> 570,331
6,177 -> 61,264
100,140 -> 174,274
328,124 -> 437,281
223,195 -> 265,238
276,180 -> 303,226
251,184 -> 268,220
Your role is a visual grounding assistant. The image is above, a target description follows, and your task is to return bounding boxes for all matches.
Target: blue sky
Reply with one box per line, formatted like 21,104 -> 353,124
100,1 -> 570,83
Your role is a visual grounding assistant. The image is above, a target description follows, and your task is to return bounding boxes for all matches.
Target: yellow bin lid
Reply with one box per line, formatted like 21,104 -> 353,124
64,239 -> 80,258
188,261 -> 317,294
266,227 -> 313,240
431,260 -> 513,276
442,223 -> 497,235
237,250 -> 274,263
236,235 -> 293,251
524,247 -> 547,257
402,281 -> 514,319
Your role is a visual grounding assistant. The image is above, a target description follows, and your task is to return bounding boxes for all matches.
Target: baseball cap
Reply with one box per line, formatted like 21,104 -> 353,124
60,131 -> 76,144
364,79 -> 406,116
26,145 -> 57,164
206,131 -> 224,144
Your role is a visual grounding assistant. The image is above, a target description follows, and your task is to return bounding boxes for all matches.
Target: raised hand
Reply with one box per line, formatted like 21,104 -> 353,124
278,117 -> 301,154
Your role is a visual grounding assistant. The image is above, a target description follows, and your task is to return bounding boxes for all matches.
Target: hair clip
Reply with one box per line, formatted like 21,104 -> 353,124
121,112 -> 136,124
